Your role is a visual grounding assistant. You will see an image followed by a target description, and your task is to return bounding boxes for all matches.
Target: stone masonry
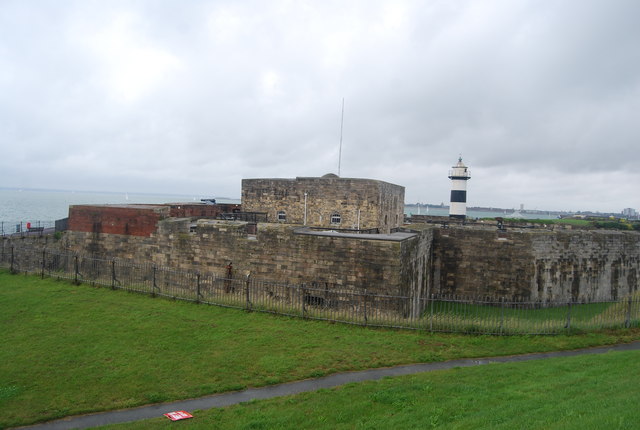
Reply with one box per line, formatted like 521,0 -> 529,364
4,220 -> 640,309
241,176 -> 405,234
57,219 -> 431,307
431,225 -> 640,301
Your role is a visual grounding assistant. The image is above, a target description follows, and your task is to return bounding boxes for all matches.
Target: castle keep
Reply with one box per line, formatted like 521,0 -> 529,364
242,175 -> 405,234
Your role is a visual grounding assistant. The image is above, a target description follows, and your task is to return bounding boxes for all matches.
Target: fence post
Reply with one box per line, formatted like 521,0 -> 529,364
500,297 -> 505,335
196,273 -> 201,304
301,284 -> 306,318
565,300 -> 572,331
41,248 -> 46,279
245,273 -> 251,311
74,255 -> 79,285
152,266 -> 157,297
625,295 -> 632,328
111,260 -> 116,290
363,289 -> 368,326
429,293 -> 434,332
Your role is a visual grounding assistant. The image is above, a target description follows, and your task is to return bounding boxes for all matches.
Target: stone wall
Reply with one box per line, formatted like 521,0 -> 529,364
241,176 -> 405,233
399,227 -> 434,316
432,226 -> 640,301
7,220 -> 640,305
167,203 -> 240,218
59,220 -> 429,302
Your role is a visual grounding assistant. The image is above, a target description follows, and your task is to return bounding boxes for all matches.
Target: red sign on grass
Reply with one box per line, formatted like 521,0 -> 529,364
163,410 -> 194,421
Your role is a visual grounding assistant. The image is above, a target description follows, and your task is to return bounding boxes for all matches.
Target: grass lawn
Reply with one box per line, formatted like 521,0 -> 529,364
104,349 -> 640,429
1,270 -> 640,428
518,218 -> 593,227
426,299 -> 637,334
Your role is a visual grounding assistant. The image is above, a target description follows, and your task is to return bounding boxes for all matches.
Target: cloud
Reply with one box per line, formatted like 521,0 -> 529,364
1,0 -> 639,212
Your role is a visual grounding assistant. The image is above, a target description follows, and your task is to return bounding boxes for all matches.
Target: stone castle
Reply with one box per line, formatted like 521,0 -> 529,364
22,173 -> 640,316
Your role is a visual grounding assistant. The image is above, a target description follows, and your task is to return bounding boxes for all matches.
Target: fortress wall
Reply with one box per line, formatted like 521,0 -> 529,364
529,230 -> 640,301
58,220 -> 429,298
433,227 -> 640,301
1,235 -> 55,260
399,228 -> 434,316
9,222 -> 638,304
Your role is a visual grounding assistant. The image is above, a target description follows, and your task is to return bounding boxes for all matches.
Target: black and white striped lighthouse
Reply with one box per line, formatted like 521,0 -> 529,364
448,157 -> 471,219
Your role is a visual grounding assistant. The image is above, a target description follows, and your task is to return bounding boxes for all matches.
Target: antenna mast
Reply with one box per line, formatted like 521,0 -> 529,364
338,98 -> 344,177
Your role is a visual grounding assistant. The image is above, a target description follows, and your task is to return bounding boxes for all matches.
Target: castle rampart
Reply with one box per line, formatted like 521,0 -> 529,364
431,226 -> 640,301
3,222 -> 639,309
56,219 -> 431,301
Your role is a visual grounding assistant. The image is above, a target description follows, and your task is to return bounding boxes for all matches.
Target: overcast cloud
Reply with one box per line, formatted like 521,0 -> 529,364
1,0 -> 639,212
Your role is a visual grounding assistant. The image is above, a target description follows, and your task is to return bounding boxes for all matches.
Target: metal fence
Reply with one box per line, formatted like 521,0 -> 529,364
1,243 -> 639,335
0,221 -> 57,237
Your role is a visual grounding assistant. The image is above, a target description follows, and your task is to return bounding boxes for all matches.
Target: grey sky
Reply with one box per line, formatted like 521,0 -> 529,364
1,0 -> 639,212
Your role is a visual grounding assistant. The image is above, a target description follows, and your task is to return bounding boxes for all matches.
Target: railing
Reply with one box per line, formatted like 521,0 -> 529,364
1,244 -> 639,335
0,221 -> 57,237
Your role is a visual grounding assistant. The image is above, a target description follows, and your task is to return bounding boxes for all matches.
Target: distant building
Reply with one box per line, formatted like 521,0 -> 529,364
241,174 -> 405,234
622,208 -> 638,218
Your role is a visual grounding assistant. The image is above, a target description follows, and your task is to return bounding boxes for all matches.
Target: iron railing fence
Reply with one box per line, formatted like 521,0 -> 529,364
0,221 -> 57,237
1,244 -> 639,335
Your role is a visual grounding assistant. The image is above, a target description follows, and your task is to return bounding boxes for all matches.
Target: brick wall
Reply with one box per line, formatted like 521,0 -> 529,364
68,205 -> 169,237
68,203 -> 241,238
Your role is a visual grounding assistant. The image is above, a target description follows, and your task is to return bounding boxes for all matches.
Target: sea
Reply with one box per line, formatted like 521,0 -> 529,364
0,188 -> 239,224
404,205 -> 559,220
0,188 -> 558,225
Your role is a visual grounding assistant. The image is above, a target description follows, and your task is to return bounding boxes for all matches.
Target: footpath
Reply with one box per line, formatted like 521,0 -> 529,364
18,341 -> 640,430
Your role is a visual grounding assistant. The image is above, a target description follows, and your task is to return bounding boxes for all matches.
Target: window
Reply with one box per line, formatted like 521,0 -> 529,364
277,210 -> 286,222
331,213 -> 341,224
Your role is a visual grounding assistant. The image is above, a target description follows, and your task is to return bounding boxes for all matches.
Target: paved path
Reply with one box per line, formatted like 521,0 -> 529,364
18,341 -> 640,430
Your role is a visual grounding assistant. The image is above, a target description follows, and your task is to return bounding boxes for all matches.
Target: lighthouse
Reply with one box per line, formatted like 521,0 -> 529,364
448,157 -> 471,219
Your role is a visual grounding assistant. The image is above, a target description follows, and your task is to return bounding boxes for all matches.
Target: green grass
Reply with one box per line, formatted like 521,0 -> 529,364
521,218 -> 593,227
103,349 -> 640,429
506,217 -> 640,231
2,270 -> 640,428
424,300 -> 637,334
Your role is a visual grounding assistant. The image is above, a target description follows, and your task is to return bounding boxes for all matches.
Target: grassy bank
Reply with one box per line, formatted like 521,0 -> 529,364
1,270 -> 639,428
104,349 -> 640,429
507,217 -> 640,231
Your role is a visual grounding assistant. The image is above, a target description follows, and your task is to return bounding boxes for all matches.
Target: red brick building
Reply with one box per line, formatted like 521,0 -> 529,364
68,203 -> 240,237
